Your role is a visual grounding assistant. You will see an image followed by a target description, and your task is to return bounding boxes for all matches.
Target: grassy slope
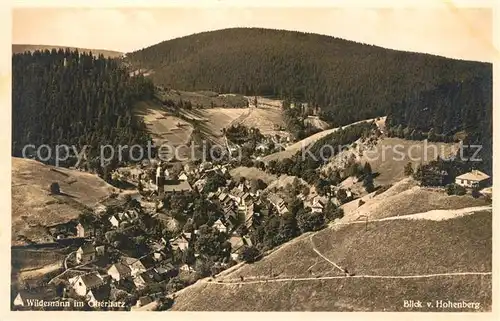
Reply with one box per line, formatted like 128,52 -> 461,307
229,167 -> 277,185
172,275 -> 491,311
340,177 -> 489,222
12,44 -> 123,58
11,157 -> 115,244
362,137 -> 459,185
170,202 -> 492,311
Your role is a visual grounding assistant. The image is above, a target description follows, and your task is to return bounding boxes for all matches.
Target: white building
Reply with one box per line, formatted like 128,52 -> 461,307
69,272 -> 105,297
455,170 -> 490,189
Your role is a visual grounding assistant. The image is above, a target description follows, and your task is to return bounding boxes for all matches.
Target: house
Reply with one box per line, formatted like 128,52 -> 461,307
95,245 -> 106,257
135,296 -> 154,308
223,206 -> 239,228
69,272 -> 105,297
163,180 -> 192,193
86,284 -> 111,306
256,143 -> 269,153
455,170 -> 490,189
133,270 -> 162,289
268,193 -> 289,215
76,243 -> 96,264
107,263 -> 132,282
179,264 -> 195,273
178,172 -> 189,181
169,233 -> 190,252
242,235 -> 253,247
155,263 -> 177,279
76,223 -> 85,238
108,210 -> 139,228
121,257 -> 147,277
306,196 -> 327,213
212,219 -> 227,233
13,286 -> 58,307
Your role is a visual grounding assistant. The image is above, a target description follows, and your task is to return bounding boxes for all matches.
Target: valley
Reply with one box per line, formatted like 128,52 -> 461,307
10,25 -> 493,313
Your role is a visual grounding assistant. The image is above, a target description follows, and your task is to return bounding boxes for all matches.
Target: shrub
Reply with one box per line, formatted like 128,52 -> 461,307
446,183 -> 466,196
403,162 -> 414,176
471,187 -> 481,199
49,182 -> 60,195
240,246 -> 261,263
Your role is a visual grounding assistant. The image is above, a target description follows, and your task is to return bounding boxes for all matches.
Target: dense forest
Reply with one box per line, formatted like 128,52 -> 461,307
386,74 -> 492,173
12,49 -> 155,173
126,28 -> 492,127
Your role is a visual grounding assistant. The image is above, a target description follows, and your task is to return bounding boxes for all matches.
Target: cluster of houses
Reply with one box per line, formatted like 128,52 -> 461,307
206,180 -> 264,230
14,239 -> 180,310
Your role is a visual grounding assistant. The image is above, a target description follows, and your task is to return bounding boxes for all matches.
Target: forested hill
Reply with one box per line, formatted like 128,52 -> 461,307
126,27 -> 492,126
12,49 -> 154,174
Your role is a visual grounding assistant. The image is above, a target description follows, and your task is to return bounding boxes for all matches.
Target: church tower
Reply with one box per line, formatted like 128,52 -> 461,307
156,165 -> 165,195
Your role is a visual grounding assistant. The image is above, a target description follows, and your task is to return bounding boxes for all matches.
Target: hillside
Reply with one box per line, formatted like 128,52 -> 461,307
11,157 -> 115,245
321,137 -> 459,186
12,44 -> 123,58
339,177 -> 490,222
170,206 -> 492,311
126,28 -> 492,131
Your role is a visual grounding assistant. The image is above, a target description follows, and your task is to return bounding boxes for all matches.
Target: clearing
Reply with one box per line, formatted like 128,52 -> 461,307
361,137 -> 459,185
135,100 -> 194,158
157,89 -> 248,108
230,167 -> 277,185
11,157 -> 115,245
304,116 -> 330,131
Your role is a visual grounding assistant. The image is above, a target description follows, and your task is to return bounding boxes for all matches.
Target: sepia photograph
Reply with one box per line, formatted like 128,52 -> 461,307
8,2 -> 495,314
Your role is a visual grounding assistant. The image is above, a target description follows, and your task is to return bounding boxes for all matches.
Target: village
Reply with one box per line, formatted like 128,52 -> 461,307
12,117 -> 494,311
12,143 -> 352,311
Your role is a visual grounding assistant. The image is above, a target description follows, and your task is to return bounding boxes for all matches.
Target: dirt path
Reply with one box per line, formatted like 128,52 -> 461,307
227,106 -> 254,128
309,234 -> 345,273
206,271 -> 492,286
340,205 -> 492,225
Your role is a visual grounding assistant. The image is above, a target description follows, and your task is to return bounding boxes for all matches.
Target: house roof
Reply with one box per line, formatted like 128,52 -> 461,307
110,263 -> 131,276
79,272 -> 104,288
88,284 -> 111,301
456,170 -> 490,182
121,256 -> 146,270
213,219 -> 226,227
137,296 -> 154,306
163,180 -> 192,192
140,255 -> 157,269
268,193 -> 284,206
78,243 -> 95,254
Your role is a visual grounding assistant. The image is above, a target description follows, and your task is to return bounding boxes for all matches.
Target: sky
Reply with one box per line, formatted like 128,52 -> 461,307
11,6 -> 495,62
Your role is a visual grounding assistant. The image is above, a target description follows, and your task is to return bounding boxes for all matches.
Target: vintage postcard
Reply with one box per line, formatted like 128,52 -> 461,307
5,0 -> 497,317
